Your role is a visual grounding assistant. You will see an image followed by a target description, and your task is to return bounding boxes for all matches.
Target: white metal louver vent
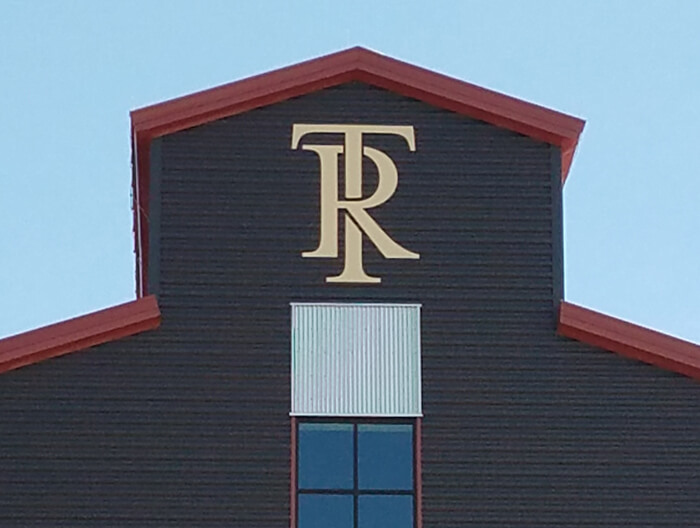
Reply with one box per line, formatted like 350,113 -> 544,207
291,303 -> 421,417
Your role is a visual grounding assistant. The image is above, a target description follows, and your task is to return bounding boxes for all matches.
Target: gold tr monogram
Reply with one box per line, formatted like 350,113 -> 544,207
291,124 -> 420,284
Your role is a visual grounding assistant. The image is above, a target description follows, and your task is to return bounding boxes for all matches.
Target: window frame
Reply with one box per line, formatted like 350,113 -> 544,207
291,416 -> 422,528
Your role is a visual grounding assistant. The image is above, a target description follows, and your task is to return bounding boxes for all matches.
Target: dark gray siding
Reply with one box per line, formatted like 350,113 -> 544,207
1,83 -> 699,526
0,331 -> 288,527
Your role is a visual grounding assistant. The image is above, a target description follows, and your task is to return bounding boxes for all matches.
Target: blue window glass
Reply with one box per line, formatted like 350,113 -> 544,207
299,494 -> 353,528
358,424 -> 413,490
297,421 -> 416,528
298,423 -> 353,489
358,495 -> 414,528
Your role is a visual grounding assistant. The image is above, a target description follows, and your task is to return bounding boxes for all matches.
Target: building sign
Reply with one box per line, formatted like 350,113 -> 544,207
292,124 -> 420,283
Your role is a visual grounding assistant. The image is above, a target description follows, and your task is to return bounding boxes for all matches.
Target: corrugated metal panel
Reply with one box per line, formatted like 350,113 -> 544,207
291,303 -> 421,416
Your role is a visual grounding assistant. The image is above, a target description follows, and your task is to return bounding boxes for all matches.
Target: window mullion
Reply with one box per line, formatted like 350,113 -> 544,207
296,419 -> 417,528
353,424 -> 358,528
295,418 -> 299,528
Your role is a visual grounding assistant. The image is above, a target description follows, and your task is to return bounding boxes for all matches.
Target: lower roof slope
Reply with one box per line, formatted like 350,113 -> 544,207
0,296 -> 698,383
0,296 -> 160,375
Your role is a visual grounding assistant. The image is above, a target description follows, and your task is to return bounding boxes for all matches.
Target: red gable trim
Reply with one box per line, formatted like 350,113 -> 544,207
0,296 -> 161,375
130,46 -> 585,298
558,301 -> 700,381
131,47 -> 584,152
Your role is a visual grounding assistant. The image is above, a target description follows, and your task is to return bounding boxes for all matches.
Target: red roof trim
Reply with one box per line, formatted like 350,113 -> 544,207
558,301 -> 700,381
0,296 -> 161,375
131,47 -> 584,149
130,46 -> 585,297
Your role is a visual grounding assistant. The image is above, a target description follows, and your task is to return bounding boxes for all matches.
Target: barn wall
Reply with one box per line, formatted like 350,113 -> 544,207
1,83 -> 699,527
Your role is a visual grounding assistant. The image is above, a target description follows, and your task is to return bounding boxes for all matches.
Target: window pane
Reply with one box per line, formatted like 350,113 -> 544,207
299,423 -> 353,489
358,495 -> 413,528
358,424 -> 413,490
299,494 -> 353,528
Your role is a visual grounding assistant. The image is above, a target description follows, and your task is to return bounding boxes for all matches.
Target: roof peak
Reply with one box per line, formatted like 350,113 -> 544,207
130,47 -> 584,297
131,46 -> 584,169
1,50 -> 697,383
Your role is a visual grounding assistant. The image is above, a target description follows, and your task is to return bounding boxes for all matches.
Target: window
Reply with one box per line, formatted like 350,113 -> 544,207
294,420 -> 418,528
290,304 -> 423,527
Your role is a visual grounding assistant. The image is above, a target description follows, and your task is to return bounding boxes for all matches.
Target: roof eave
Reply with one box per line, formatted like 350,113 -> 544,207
558,301 -> 700,381
131,47 -> 584,159
0,295 -> 161,375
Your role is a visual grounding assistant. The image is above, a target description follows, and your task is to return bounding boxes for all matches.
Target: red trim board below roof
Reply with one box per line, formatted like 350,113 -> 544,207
1,296 -> 698,382
0,296 -> 161,375
558,301 -> 700,381
130,46 -> 585,298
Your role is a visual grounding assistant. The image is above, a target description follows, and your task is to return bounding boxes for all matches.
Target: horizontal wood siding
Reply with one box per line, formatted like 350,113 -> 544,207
1,83 -> 699,526
0,330 -> 290,527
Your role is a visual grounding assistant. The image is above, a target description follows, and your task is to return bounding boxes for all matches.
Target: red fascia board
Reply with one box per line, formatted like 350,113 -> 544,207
0,295 -> 161,375
130,47 -> 584,297
558,301 -> 700,381
290,416 -> 297,528
131,47 -> 584,167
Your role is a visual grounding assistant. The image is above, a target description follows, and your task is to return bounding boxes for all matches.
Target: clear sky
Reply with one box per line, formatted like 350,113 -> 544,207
1,1 -> 698,344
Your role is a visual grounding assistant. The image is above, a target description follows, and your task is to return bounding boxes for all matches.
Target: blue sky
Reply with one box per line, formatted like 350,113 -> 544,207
1,1 -> 698,344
